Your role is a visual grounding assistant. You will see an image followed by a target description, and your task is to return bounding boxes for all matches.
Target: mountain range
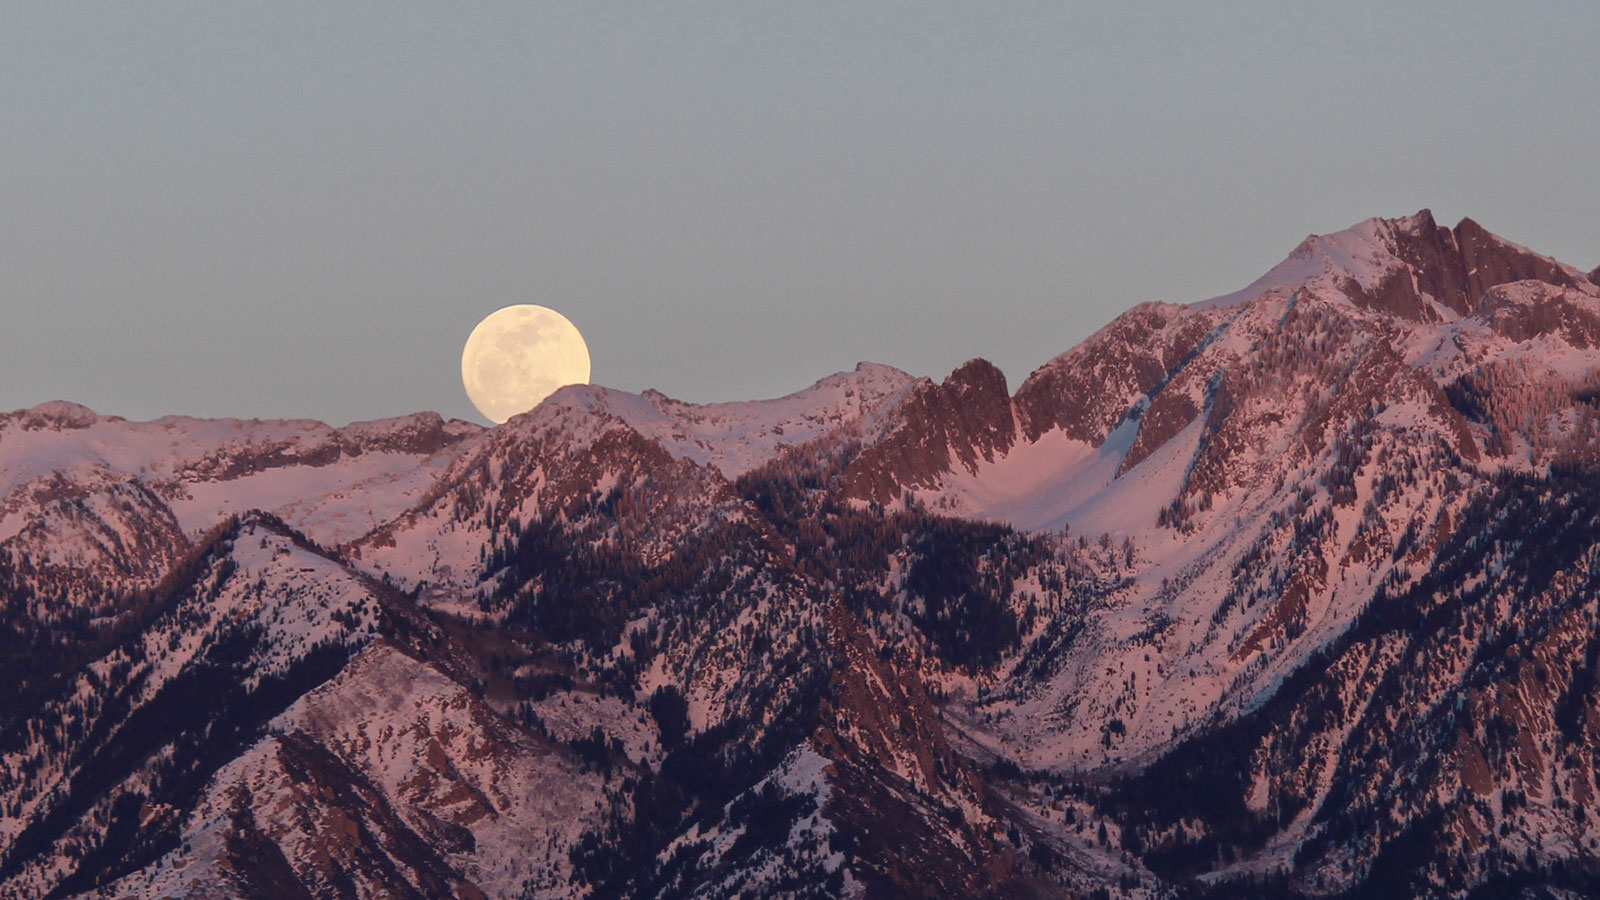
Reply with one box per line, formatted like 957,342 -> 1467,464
4,210 -> 1600,898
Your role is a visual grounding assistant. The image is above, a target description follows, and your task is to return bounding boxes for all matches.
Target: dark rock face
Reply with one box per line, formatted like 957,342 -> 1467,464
1338,267 -> 1439,321
814,610 -> 1026,899
1373,209 -> 1585,319
843,358 -> 1015,503
1012,304 -> 1213,445
1119,389 -> 1199,477
1389,209 -> 1473,315
1453,216 -> 1579,303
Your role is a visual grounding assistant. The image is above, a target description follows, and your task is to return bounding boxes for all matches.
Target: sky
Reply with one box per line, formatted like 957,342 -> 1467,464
4,2 -> 1598,425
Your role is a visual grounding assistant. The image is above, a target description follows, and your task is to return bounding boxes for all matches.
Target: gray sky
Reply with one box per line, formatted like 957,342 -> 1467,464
4,2 -> 1597,425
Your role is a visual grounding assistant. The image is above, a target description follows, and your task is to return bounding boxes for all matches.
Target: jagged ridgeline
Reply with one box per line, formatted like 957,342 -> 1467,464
4,211 -> 1600,898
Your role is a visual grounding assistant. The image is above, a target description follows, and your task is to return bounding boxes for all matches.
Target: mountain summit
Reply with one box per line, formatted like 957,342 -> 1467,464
4,213 -> 1600,899
1202,209 -> 1593,321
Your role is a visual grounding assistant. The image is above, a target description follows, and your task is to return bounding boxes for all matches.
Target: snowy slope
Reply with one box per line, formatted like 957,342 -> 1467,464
532,361 -> 917,478
0,407 -> 480,547
92,643 -> 608,900
0,515 -> 383,898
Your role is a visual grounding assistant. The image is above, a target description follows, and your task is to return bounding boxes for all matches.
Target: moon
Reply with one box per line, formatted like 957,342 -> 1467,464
461,305 -> 592,424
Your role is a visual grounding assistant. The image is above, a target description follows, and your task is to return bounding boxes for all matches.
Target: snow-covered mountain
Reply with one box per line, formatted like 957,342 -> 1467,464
4,211 -> 1600,899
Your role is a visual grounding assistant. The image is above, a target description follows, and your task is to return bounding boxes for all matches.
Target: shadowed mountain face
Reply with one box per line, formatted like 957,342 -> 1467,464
5,212 -> 1600,899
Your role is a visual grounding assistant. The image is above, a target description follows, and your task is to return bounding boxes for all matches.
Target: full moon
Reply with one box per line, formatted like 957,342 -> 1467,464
461,305 -> 592,424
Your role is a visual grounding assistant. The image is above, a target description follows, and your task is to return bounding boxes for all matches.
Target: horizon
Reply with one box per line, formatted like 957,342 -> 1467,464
8,207 -> 1587,428
5,4 -> 1598,425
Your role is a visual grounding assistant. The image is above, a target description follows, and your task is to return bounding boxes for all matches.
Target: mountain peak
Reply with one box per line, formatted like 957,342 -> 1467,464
947,357 -> 1007,390
8,400 -> 104,430
1199,209 -> 1592,321
1394,206 -> 1440,234
843,358 -> 1016,502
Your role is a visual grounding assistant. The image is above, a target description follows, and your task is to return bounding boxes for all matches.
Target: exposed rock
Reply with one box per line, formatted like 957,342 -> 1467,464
843,358 -> 1015,504
1012,303 -> 1213,444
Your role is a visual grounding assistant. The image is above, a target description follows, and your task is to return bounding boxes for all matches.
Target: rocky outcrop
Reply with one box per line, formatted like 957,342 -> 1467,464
1365,209 -> 1585,318
842,358 -> 1016,503
1012,303 -> 1214,444
1477,281 -> 1600,348
815,609 -> 1025,899
176,413 -> 479,482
